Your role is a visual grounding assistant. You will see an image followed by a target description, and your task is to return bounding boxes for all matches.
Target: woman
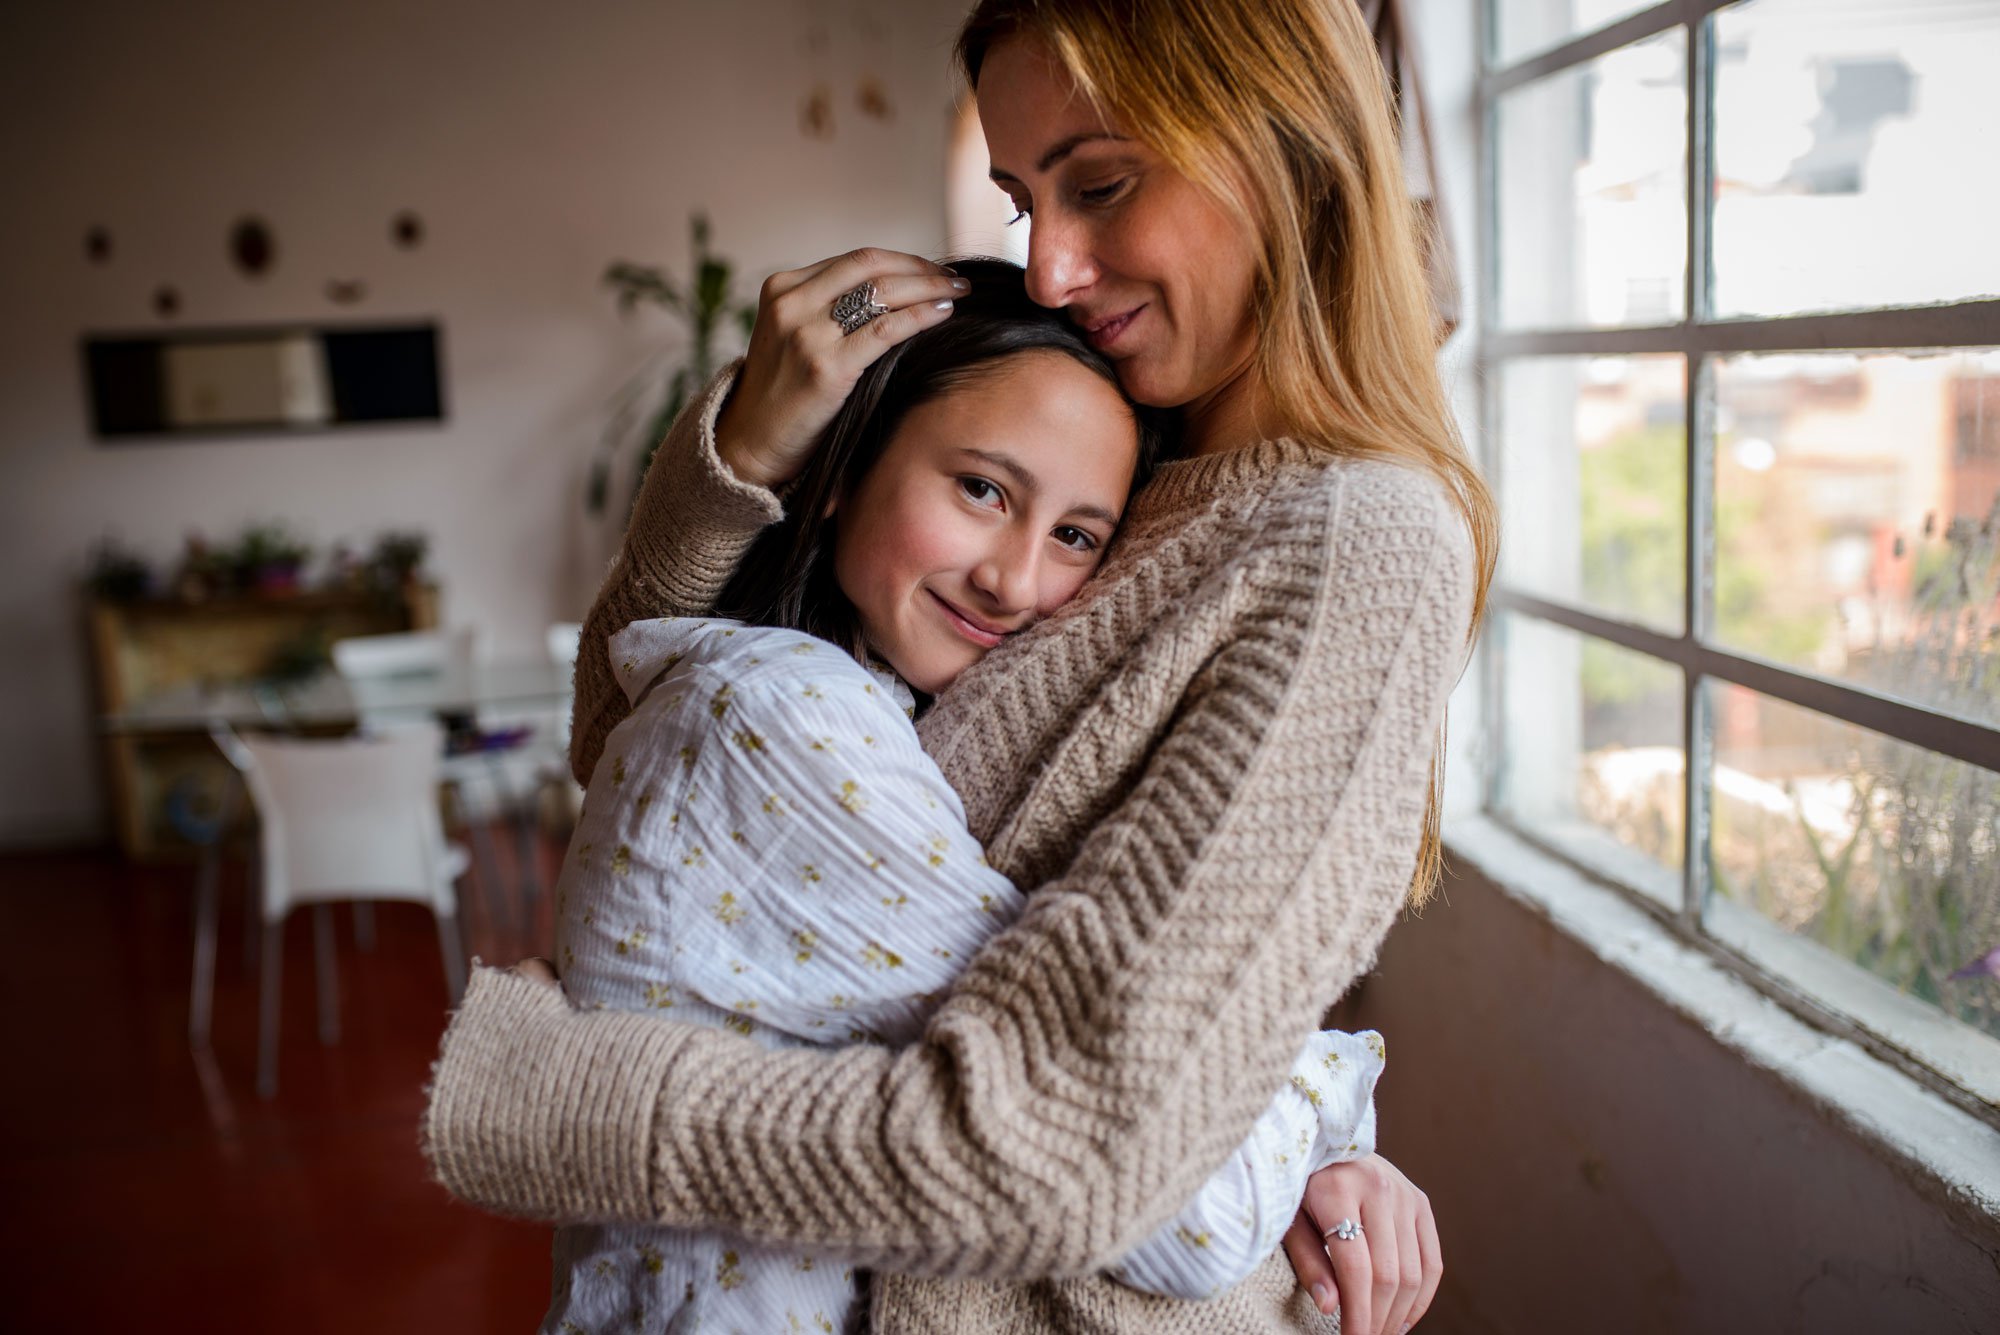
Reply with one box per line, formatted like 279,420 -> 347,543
425,1 -> 1494,1332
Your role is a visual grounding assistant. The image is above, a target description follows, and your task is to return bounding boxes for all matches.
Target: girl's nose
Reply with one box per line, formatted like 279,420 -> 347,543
1023,212 -> 1095,311
970,541 -> 1038,614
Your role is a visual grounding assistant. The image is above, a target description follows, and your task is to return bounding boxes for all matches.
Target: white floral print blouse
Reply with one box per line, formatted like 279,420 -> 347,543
544,618 -> 1386,1334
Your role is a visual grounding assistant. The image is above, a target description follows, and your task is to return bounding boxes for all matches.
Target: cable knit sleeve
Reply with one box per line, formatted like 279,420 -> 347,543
426,463 -> 1474,1280
570,361 -> 782,786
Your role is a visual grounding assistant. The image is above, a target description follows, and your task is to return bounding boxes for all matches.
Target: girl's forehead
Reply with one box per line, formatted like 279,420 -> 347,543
888,352 -> 1138,500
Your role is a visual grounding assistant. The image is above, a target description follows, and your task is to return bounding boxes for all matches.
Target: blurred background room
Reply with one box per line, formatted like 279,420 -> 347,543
1,0 -> 1997,1331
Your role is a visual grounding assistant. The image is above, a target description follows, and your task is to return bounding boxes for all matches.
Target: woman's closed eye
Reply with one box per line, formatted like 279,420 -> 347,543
1075,177 -> 1132,208
1001,176 -> 1133,225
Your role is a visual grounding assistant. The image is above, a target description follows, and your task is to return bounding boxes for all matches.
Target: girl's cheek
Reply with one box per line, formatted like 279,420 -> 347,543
893,497 -> 977,570
1039,566 -> 1092,614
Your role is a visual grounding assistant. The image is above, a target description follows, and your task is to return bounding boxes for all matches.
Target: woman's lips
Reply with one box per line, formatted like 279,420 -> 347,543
929,592 -> 1007,648
1083,305 -> 1145,352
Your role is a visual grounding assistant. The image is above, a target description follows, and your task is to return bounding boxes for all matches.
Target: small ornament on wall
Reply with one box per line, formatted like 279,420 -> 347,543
801,84 -> 834,139
856,76 -> 893,122
86,227 -> 113,264
391,210 -> 424,249
153,285 -> 181,318
230,215 -> 275,278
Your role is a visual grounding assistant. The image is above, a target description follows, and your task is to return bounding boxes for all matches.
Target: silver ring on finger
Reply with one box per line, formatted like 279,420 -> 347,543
831,281 -> 890,335
1326,1217 -> 1364,1243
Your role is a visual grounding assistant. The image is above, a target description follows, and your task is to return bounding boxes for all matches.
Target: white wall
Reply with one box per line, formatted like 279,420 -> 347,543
0,0 -> 972,845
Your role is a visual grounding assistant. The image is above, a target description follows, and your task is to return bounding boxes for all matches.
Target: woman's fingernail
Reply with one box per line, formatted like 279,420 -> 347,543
950,278 -> 970,292
934,299 -> 955,312
1402,1325 -> 1413,1333
1311,1281 -> 1333,1312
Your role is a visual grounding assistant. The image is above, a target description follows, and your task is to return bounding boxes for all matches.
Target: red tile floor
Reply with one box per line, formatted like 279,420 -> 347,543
0,831 -> 561,1332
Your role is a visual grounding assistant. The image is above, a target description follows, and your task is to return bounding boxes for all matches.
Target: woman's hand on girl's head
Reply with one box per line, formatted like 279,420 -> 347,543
715,248 -> 968,490
1281,1154 -> 1442,1335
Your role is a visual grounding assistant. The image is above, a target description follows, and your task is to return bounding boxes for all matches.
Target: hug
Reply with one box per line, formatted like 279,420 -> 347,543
423,1 -> 1491,1331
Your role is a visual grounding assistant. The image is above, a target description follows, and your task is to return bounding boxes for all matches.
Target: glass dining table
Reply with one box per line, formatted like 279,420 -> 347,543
101,658 -> 573,734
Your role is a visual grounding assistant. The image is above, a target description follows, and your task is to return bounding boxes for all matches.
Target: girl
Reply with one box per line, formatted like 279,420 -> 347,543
544,261 -> 1387,1334
426,2 -> 1493,1331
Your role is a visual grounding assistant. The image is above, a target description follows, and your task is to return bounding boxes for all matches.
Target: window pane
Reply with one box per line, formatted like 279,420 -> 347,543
1492,0 -> 1660,68
1713,349 -> 2000,726
1499,355 -> 1686,633
1497,613 -> 1684,905
1712,0 -> 2000,318
1707,684 -> 2000,1068
1496,30 -> 1687,330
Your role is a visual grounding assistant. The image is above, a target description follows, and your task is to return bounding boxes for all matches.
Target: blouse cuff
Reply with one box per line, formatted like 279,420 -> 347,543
1291,1028 -> 1386,1175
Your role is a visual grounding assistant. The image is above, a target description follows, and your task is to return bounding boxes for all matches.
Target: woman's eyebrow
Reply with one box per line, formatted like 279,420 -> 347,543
962,448 -> 1120,528
988,132 -> 1132,183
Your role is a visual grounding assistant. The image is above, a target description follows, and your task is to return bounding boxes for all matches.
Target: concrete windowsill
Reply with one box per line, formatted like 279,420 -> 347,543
1440,814 -> 2000,1230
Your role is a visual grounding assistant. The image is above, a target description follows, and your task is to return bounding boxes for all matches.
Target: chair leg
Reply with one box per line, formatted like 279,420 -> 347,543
313,904 -> 341,1045
352,901 -> 377,952
242,855 -> 262,970
435,912 -> 468,1005
467,817 -> 511,942
512,800 -> 543,930
190,774 -> 242,1049
256,919 -> 285,1100
189,837 -> 222,1048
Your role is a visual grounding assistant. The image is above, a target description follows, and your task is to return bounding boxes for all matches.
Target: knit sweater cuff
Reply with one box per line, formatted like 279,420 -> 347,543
423,966 -> 692,1225
625,359 -> 785,602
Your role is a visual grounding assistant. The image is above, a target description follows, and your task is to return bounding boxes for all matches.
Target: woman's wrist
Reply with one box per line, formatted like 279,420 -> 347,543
712,389 -> 788,491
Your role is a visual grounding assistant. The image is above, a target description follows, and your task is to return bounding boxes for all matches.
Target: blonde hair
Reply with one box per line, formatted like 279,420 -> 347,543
957,0 -> 1497,907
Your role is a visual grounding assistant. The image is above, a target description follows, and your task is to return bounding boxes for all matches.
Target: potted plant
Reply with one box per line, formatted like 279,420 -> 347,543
85,539 -> 153,603
229,523 -> 313,596
368,530 -> 429,591
590,212 -> 758,516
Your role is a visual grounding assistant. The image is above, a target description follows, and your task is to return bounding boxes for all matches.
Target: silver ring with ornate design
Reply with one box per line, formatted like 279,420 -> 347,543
1326,1217 -> 1364,1243
831,281 -> 891,335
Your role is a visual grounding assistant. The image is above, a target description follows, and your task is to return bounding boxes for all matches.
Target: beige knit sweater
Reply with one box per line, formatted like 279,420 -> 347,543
424,367 -> 1474,1333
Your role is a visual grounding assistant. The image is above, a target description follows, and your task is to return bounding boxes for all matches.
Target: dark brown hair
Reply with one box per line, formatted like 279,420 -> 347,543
716,257 -> 1164,663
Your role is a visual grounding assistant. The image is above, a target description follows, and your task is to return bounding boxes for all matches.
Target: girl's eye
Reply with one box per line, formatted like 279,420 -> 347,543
959,476 -> 1003,507
1053,526 -> 1098,553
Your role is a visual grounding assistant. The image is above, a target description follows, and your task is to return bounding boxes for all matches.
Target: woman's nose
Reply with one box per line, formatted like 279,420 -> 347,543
1023,211 -> 1095,311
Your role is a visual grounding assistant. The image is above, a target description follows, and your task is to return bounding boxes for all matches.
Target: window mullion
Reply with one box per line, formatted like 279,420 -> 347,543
1680,7 -> 1716,929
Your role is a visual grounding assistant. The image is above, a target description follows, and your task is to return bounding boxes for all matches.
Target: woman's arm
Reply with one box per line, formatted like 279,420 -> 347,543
429,469 -> 1473,1281
1109,1029 -> 1384,1301
572,248 -> 963,784
569,363 -> 782,785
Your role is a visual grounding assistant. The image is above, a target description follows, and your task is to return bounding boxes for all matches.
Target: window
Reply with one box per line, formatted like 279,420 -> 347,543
1478,0 -> 2000,1119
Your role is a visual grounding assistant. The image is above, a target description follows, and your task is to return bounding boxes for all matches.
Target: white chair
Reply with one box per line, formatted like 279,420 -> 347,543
331,627 -> 483,728
201,722 -> 469,1098
546,621 -> 583,680
542,621 -> 584,811
332,627 -> 524,928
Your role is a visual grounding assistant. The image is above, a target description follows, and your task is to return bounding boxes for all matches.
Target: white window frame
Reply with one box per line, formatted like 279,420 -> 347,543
1475,0 -> 2000,1127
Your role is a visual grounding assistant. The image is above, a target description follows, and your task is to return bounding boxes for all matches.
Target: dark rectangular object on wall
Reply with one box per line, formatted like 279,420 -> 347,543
322,326 -> 444,423
82,321 -> 446,441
